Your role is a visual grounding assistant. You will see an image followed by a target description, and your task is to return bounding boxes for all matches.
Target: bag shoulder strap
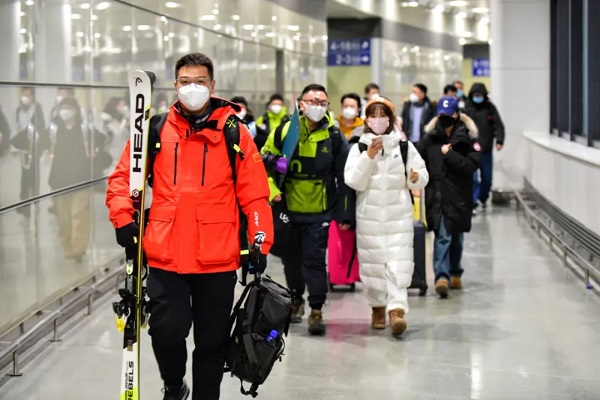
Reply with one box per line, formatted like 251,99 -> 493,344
328,125 -> 342,159
273,121 -> 287,153
147,112 -> 168,187
399,140 -> 414,205
223,116 -> 245,184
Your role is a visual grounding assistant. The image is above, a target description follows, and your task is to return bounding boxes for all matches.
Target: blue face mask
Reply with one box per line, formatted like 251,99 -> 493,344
473,96 -> 484,104
456,90 -> 464,98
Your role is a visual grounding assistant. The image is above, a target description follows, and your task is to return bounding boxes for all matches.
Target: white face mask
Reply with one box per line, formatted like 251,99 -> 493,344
304,104 -> 327,123
178,83 -> 210,112
21,96 -> 32,106
342,107 -> 357,120
59,109 -> 76,122
409,93 -> 420,103
236,109 -> 247,120
367,117 -> 389,135
269,104 -> 282,115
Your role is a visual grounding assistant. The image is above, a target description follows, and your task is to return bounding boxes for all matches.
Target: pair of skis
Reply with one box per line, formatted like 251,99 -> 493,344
112,70 -> 155,400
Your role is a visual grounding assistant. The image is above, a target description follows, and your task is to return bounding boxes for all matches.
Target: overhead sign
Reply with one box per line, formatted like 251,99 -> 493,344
472,58 -> 490,77
327,39 -> 371,66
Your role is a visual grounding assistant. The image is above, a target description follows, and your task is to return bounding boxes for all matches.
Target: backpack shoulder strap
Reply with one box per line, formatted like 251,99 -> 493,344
273,122 -> 286,153
147,112 -> 168,187
399,140 -> 415,205
223,116 -> 245,184
328,126 -> 343,158
223,115 -> 251,284
358,142 -> 367,153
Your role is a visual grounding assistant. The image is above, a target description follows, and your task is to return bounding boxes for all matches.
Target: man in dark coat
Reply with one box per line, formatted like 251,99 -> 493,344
418,96 -> 480,298
464,82 -> 505,211
402,83 -> 436,144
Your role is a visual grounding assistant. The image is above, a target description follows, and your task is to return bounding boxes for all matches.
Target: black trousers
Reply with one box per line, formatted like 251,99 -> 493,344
147,267 -> 237,400
280,221 -> 329,310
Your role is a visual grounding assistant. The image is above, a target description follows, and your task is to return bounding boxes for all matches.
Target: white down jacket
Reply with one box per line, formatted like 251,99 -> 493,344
344,128 -> 429,299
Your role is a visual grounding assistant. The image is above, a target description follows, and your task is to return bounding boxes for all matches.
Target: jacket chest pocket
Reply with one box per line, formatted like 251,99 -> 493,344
196,207 -> 238,266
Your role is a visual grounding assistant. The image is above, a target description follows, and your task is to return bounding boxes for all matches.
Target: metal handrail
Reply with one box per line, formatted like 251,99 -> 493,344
0,257 -> 124,377
514,191 -> 599,289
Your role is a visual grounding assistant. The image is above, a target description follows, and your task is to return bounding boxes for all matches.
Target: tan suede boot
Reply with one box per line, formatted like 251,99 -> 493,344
388,308 -> 407,337
371,307 -> 386,329
435,279 -> 449,298
450,277 -> 462,290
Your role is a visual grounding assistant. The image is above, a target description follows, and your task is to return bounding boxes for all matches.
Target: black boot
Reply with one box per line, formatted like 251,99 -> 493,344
163,381 -> 190,400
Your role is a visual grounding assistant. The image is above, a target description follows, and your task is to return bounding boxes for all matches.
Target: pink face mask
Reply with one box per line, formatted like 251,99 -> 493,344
367,117 -> 390,135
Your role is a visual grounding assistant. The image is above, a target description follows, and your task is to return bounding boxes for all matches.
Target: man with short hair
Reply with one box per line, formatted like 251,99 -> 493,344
334,92 -> 364,139
255,93 -> 289,149
402,83 -> 436,144
443,84 -> 458,97
261,84 -> 355,336
106,52 -> 274,400
453,80 -> 467,110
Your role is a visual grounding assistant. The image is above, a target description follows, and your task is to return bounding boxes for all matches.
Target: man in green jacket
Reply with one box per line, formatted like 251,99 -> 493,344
255,94 -> 289,151
261,84 -> 355,336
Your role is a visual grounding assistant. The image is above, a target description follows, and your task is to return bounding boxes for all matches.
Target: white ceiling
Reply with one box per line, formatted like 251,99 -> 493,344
327,0 -> 491,19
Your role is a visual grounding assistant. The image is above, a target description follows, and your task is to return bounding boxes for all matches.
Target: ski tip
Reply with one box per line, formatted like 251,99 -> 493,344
144,70 -> 157,87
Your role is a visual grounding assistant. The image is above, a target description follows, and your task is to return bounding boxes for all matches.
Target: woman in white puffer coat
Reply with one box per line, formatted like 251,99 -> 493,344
344,97 -> 429,337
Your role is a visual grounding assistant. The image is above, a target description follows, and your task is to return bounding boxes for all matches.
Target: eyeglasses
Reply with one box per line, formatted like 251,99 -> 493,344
175,77 -> 212,86
302,99 -> 330,107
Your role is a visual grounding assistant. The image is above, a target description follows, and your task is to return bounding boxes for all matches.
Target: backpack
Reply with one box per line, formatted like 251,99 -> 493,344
147,112 -> 252,281
357,139 -> 414,204
226,275 -> 292,397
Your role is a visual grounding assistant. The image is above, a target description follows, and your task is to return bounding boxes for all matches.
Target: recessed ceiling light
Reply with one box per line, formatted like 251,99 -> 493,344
449,1 -> 468,6
160,16 -> 167,22
232,15 -> 240,20
257,24 -> 265,30
20,28 -> 27,34
80,3 -> 90,9
25,0 -> 34,5
95,2 -> 110,10
212,9 -> 218,15
459,37 -> 467,45
213,24 -> 222,30
401,1 -> 419,7
122,26 -> 132,32
163,36 -> 169,42
266,32 -> 275,37
462,31 -> 473,37
76,31 -> 84,38
242,24 -> 254,30
165,2 -> 178,8
287,25 -> 299,31
272,16 -> 277,22
472,7 -> 489,13
71,13 -> 82,19
200,15 -> 216,21
94,33 -> 101,38
322,35 -> 328,41
137,25 -> 151,31
91,14 -> 98,20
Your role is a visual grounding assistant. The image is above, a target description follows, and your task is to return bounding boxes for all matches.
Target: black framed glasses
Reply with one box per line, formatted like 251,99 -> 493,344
302,99 -> 330,107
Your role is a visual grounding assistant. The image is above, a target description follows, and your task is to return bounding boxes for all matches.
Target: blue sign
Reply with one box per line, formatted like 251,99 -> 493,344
327,39 -> 371,66
472,58 -> 490,76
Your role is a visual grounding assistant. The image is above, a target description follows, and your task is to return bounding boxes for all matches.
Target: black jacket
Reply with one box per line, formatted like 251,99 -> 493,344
48,119 -> 91,190
417,120 -> 480,234
402,97 -> 436,142
464,83 -> 505,152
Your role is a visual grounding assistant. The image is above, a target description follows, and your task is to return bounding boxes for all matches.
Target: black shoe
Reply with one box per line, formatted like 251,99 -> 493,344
163,381 -> 190,400
290,298 -> 305,324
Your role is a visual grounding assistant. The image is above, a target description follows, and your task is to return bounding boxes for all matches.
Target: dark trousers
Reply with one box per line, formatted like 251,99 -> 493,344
474,150 -> 493,204
147,267 -> 237,400
280,221 -> 329,310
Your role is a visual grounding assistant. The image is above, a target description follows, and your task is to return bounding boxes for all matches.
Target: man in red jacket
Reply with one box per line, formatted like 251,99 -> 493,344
106,53 -> 273,400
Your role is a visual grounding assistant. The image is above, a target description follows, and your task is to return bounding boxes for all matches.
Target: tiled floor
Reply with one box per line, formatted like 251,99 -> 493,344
1,206 -> 600,399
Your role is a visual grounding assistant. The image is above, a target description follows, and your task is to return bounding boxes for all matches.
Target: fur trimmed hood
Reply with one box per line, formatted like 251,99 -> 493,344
424,112 -> 478,138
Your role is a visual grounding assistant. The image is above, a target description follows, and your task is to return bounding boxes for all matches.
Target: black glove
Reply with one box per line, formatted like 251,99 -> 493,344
115,221 -> 140,249
248,231 -> 267,274
249,252 -> 267,274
